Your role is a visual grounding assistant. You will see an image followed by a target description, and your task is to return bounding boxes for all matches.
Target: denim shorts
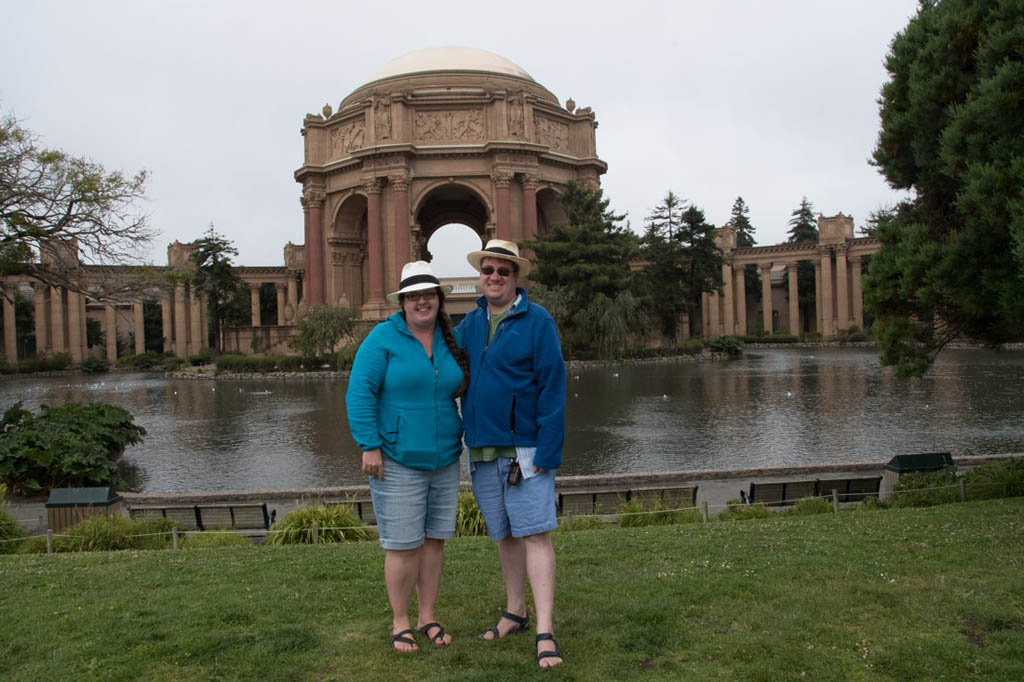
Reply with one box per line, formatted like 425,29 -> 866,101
369,456 -> 459,550
470,457 -> 557,541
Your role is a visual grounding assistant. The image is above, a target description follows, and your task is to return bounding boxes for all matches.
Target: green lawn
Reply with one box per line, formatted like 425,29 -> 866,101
2,498 -> 1022,681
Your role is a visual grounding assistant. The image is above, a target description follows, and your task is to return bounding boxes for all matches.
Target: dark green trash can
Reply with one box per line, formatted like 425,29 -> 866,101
882,453 -> 954,498
45,487 -> 123,532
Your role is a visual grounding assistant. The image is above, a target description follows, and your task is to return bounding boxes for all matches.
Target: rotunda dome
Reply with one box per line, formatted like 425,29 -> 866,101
365,47 -> 535,84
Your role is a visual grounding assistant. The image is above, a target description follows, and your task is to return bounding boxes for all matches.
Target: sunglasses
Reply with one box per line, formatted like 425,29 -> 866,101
480,265 -> 514,277
404,290 -> 437,302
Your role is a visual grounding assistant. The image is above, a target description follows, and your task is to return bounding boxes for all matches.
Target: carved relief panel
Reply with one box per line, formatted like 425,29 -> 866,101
331,119 -> 365,157
414,109 -> 485,142
534,115 -> 568,150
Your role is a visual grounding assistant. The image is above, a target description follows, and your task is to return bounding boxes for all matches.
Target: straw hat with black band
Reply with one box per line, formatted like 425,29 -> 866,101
387,261 -> 453,304
466,239 -> 532,278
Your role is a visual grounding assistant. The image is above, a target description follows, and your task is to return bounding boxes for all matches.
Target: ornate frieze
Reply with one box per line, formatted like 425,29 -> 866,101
534,115 -> 568,150
415,109 -> 485,142
331,119 -> 365,157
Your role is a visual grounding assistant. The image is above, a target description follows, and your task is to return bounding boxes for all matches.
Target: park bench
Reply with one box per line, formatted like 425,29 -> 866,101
747,480 -> 817,506
557,484 -> 699,516
816,476 -> 882,502
129,502 -> 270,531
326,497 -> 376,524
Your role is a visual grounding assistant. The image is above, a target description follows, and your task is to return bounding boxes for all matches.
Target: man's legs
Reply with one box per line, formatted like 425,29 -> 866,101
524,531 -> 562,668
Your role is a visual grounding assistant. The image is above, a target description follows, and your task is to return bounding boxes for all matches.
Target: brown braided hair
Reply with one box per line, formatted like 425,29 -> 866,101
399,289 -> 470,398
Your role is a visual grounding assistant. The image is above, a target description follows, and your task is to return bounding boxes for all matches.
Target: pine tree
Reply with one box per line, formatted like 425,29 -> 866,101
787,197 -> 818,243
728,196 -> 755,248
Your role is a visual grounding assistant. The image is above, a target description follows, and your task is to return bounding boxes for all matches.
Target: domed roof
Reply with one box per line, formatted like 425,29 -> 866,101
365,47 -> 535,84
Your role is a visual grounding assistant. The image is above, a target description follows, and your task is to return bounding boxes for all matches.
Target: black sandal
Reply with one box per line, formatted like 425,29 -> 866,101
389,628 -> 417,653
536,632 -> 563,669
477,610 -> 530,640
418,621 -> 450,647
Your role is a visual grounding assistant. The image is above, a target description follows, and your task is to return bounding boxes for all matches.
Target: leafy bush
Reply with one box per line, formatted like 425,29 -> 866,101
0,354 -> 13,374
963,457 -> 1024,500
742,332 -> 799,344
161,356 -> 184,372
680,337 -> 705,355
800,331 -> 823,343
60,515 -> 178,552
17,353 -> 71,373
0,401 -> 146,494
718,499 -> 773,521
275,355 -> 304,372
182,531 -> 253,549
836,326 -> 869,343
336,344 -> 359,372
709,336 -> 744,356
188,347 -> 215,366
80,356 -> 110,373
215,354 -> 278,374
266,503 -> 375,544
787,496 -> 833,516
856,496 -> 885,511
288,305 -> 357,358
557,514 -> 606,532
0,506 -> 27,554
888,466 -> 959,508
455,493 -> 487,536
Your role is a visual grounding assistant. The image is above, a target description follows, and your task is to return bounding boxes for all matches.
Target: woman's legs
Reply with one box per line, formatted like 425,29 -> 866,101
415,538 -> 452,645
384,547 -> 420,652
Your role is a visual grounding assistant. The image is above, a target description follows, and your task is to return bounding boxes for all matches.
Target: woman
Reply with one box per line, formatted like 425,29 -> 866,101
345,260 -> 469,654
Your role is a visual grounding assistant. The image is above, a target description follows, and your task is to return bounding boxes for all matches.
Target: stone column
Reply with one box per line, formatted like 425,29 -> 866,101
818,246 -> 834,338
760,264 -> 773,334
189,289 -> 203,355
3,292 -> 17,361
851,256 -> 864,330
493,171 -> 513,240
67,291 -> 83,363
390,174 -> 410,286
276,284 -> 287,326
133,300 -> 145,355
174,284 -> 187,358
721,262 -> 734,336
50,286 -> 65,354
787,263 -> 800,335
302,189 -> 326,307
105,303 -> 117,363
250,284 -> 261,326
733,266 -> 746,336
161,294 -> 173,352
813,260 -> 823,335
287,276 -> 298,323
522,175 -> 539,241
34,283 -> 47,354
701,292 -> 710,339
707,291 -> 720,339
365,178 -> 385,303
835,244 -> 850,332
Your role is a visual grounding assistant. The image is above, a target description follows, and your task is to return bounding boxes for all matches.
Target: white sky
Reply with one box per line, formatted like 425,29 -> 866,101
2,0 -> 917,278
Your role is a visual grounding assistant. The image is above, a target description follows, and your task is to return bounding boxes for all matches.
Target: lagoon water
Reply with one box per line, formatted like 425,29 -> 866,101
2,347 -> 1023,492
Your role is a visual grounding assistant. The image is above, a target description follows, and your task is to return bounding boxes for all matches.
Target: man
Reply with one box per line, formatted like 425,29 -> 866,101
457,238 -> 566,670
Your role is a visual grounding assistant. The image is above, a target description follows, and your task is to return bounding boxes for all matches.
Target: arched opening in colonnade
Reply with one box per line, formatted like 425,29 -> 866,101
415,184 -> 490,265
426,224 -> 481,277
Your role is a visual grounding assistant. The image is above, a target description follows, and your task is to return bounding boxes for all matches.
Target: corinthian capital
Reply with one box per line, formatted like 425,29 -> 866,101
388,174 -> 410,191
362,177 -> 383,194
491,170 -> 514,188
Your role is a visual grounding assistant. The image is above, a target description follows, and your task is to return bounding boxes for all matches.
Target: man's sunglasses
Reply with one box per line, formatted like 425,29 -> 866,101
480,265 -> 514,277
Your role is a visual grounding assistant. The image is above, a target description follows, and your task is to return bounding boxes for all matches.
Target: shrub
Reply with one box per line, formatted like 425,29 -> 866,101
681,337 -> 705,355
963,457 -> 1024,500
0,354 -> 13,374
557,514 -> 606,532
455,493 -> 488,537
718,499 -> 773,521
266,503 -> 376,544
618,499 -> 698,527
709,336 -> 744,356
336,344 -> 359,372
132,352 -> 164,370
0,506 -> 27,554
60,515 -> 178,552
188,347 -> 215,366
17,353 -> 71,373
787,496 -> 833,516
888,466 -> 959,508
161,356 -> 184,372
800,331 -> 823,343
80,356 -> 110,373
275,355 -> 304,372
0,401 -> 146,495
215,354 -> 279,374
836,326 -> 868,343
856,496 -> 886,511
182,531 -> 253,549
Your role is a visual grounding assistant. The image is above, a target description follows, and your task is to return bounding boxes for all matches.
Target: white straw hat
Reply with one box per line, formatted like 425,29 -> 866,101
387,261 -> 453,304
466,239 -> 532,278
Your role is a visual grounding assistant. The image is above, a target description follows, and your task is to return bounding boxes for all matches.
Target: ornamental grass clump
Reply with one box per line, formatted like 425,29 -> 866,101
718,499 -> 773,521
963,457 -> 1024,500
60,515 -> 178,552
182,531 -> 253,549
557,514 -> 606,532
0,507 -> 27,554
455,493 -> 487,537
888,466 -> 959,508
618,499 -> 698,527
787,496 -> 834,516
266,504 -> 375,544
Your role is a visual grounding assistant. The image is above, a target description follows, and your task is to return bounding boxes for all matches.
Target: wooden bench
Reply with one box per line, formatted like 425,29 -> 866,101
629,485 -> 698,509
129,503 -> 270,531
557,485 -> 698,516
748,480 -> 817,506
326,498 -> 376,525
816,477 -> 882,502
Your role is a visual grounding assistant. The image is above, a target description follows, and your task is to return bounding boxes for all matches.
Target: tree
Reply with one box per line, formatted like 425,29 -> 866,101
0,111 -> 154,295
288,305 -> 357,359
643,190 -> 686,241
866,0 -> 1024,375
677,205 -> 725,330
189,226 -> 248,353
728,196 -> 761,312
523,182 -> 643,356
787,197 -> 818,334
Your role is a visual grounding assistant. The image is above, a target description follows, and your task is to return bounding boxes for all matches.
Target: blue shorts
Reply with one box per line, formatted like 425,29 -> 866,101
470,457 -> 557,541
369,456 -> 459,550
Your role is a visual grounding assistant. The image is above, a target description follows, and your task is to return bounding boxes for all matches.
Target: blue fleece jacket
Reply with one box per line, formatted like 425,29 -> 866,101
345,312 -> 464,471
456,288 -> 566,470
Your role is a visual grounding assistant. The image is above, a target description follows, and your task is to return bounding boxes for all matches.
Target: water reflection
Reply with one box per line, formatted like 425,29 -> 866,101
2,348 -> 1023,492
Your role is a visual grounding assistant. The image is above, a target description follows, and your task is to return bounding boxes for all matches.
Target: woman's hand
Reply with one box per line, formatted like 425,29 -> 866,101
362,449 -> 384,478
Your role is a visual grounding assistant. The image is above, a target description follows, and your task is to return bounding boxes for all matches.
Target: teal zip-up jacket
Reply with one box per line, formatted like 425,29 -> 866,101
345,312 -> 464,471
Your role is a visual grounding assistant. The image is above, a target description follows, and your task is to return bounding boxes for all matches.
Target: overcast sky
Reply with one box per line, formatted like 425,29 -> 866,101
3,0 -> 918,277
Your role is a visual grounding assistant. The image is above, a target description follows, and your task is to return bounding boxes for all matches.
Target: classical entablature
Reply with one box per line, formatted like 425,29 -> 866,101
293,46 -> 606,319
